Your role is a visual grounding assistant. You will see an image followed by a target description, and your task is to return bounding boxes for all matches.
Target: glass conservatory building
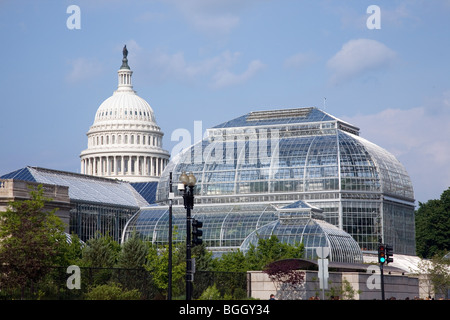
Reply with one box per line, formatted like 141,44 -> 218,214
123,107 -> 415,260
124,200 -> 364,263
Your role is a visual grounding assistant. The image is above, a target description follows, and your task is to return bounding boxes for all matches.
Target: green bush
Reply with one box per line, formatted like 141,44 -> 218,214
85,282 -> 142,300
198,284 -> 222,300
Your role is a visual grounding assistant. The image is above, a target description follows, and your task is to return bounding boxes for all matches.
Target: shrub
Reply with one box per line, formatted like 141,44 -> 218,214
85,282 -> 142,300
198,284 -> 222,300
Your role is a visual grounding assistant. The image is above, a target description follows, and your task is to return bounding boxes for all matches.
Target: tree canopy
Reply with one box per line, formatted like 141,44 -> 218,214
0,185 -> 67,289
212,235 -> 304,272
415,187 -> 450,258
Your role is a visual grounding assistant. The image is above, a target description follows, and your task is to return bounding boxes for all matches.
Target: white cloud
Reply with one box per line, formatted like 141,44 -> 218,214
381,3 -> 415,26
135,47 -> 263,88
212,59 -> 265,88
341,91 -> 450,202
165,0 -> 247,35
284,52 -> 316,69
66,58 -> 103,83
327,39 -> 397,85
322,2 -> 419,30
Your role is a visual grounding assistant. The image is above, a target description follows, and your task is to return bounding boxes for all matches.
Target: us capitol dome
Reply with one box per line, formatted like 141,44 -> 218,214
80,46 -> 169,182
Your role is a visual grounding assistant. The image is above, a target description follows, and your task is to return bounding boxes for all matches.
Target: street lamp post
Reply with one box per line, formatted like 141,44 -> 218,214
178,171 -> 196,300
167,172 -> 174,300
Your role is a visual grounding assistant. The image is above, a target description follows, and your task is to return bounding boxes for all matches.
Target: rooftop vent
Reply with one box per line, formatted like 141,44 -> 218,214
247,107 -> 313,121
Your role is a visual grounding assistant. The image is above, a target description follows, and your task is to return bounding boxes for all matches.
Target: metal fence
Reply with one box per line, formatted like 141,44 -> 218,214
0,266 -> 247,300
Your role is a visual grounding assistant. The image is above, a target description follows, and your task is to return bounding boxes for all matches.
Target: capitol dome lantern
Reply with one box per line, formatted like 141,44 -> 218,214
80,45 -> 170,182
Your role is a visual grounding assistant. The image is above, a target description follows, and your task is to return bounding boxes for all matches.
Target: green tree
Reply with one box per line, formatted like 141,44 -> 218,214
416,187 -> 450,258
192,243 -> 214,271
416,254 -> 450,299
115,233 -> 150,294
80,234 -> 121,286
85,282 -> 142,300
212,249 -> 248,272
245,235 -> 304,270
145,242 -> 186,298
211,235 -> 305,272
81,234 -> 120,268
0,185 -> 66,293
198,284 -> 223,300
116,232 -> 148,269
57,233 -> 84,266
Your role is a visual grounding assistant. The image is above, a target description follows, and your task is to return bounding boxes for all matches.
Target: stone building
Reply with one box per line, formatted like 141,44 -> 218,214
0,179 -> 71,233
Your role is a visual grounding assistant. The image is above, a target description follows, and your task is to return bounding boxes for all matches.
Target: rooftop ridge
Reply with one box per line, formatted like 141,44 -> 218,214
247,107 -> 313,121
27,166 -> 126,184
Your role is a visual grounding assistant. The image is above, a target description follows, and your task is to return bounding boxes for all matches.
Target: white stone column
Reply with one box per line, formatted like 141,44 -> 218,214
157,158 -> 160,176
150,157 -> 154,176
137,156 -> 142,175
100,157 -> 104,176
111,156 -> 115,175
107,156 -> 111,176
94,157 -> 98,176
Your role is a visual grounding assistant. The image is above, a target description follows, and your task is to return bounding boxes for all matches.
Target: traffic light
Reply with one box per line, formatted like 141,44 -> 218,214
378,244 -> 386,264
192,219 -> 203,246
385,244 -> 394,264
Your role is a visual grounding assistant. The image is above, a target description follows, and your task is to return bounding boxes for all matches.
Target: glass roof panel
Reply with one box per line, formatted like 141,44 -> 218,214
5,166 -> 149,208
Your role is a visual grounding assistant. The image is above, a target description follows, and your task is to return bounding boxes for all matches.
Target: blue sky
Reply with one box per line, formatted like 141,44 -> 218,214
0,0 -> 449,204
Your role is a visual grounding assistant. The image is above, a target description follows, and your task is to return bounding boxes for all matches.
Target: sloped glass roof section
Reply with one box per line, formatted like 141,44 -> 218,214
130,182 -> 158,204
1,166 -> 148,208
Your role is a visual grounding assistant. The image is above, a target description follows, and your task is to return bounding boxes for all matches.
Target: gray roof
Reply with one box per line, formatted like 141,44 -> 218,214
1,166 -> 149,208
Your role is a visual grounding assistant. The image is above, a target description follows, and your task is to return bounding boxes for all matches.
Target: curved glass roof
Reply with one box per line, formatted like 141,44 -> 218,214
123,203 -> 277,249
156,109 -> 413,203
240,216 -> 363,264
122,201 -> 363,263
